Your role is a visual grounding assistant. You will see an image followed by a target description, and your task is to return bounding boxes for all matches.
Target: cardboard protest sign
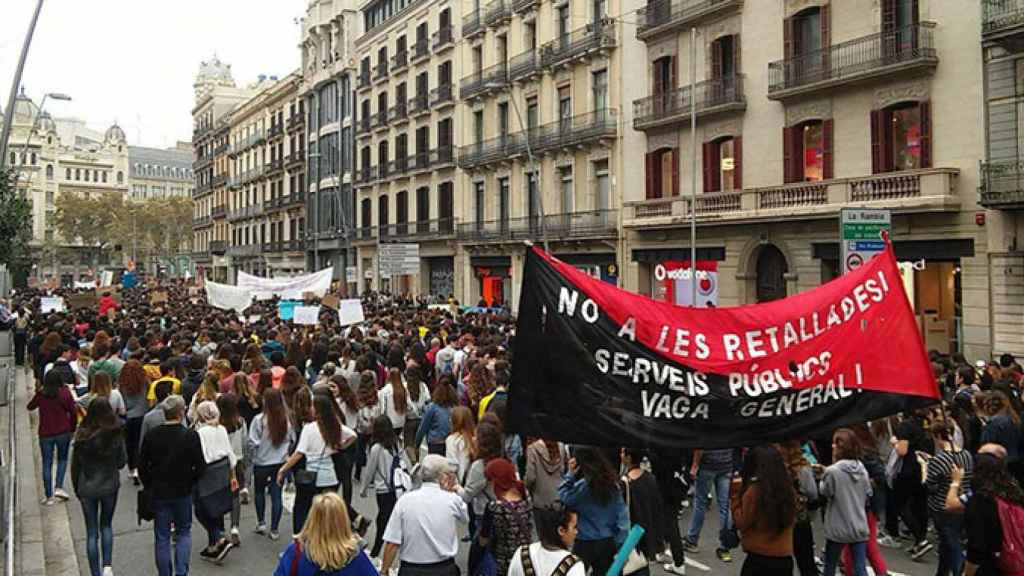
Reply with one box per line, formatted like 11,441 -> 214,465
67,293 -> 98,310
150,291 -> 169,305
321,294 -> 340,310
294,306 -> 321,325
338,299 -> 365,326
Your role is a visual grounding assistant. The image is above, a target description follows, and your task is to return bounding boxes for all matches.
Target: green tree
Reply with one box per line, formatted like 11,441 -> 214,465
54,189 -> 124,269
0,167 -> 34,284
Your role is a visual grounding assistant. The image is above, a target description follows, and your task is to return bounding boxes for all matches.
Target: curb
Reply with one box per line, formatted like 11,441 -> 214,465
14,367 -> 45,576
18,366 -> 81,576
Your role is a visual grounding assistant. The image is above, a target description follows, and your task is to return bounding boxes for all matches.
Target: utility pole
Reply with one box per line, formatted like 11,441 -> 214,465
689,27 -> 698,307
0,0 -> 46,171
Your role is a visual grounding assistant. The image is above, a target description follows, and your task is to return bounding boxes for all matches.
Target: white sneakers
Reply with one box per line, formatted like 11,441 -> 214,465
53,488 -> 69,501
102,567 -> 114,576
663,564 -> 686,576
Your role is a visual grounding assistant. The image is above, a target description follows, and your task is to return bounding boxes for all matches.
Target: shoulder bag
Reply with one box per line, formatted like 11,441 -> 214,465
294,443 -> 326,488
620,475 -> 649,575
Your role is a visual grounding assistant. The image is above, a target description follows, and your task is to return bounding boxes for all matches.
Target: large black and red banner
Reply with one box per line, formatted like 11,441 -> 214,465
508,245 -> 939,449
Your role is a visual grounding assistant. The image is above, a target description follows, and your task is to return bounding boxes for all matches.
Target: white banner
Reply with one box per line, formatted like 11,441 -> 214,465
41,297 -> 65,314
237,268 -> 334,299
205,281 -> 254,312
73,280 -> 95,290
293,306 -> 321,325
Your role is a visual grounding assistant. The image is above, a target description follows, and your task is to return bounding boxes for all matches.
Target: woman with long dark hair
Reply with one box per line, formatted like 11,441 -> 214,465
379,367 -> 408,438
982,391 -> 1023,484
820,429 -> 872,576
619,447 -> 666,575
36,331 -> 62,383
776,440 -> 819,576
118,359 -> 148,486
360,414 -> 406,558
231,372 -> 261,427
28,369 -> 77,504
248,388 -> 292,540
70,397 -> 126,576
558,445 -> 628,576
277,392 -> 355,535
354,371 -> 382,481
731,445 -> 797,575
956,449 -> 1024,576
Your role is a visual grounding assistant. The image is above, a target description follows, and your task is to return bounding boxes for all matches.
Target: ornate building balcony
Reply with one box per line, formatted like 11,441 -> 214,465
636,0 -> 741,41
633,75 -> 745,131
539,19 -> 616,70
460,62 -> 508,100
624,168 -> 961,228
430,84 -> 455,108
485,0 -> 512,28
432,27 -> 455,52
457,210 -> 617,243
391,50 -> 408,74
411,38 -> 430,63
983,0 -> 1024,50
767,23 -> 937,101
981,161 -> 1024,209
463,10 -> 484,39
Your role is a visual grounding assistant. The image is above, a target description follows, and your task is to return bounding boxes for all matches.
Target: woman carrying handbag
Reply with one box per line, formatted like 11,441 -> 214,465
620,448 -> 669,576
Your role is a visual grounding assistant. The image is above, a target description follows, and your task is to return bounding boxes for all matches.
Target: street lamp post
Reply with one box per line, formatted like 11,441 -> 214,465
0,0 -> 46,172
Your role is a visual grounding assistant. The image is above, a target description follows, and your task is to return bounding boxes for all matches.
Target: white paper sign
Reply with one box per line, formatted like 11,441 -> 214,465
293,306 -> 321,325
338,299 -> 365,326
248,315 -> 262,323
41,297 -> 65,314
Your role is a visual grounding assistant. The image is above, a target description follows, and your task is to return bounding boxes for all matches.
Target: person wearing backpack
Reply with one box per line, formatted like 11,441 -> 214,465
958,450 -> 1024,576
507,506 -> 585,576
361,414 -> 408,559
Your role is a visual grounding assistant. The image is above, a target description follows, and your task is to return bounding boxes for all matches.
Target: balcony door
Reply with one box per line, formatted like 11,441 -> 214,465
361,199 -> 371,238
882,0 -> 919,58
785,7 -> 829,84
499,177 -> 510,234
871,101 -> 930,173
396,191 -> 408,236
710,35 -> 739,103
475,181 -> 486,231
558,86 -> 572,136
526,171 -> 539,234
652,56 -> 674,115
378,195 -> 389,238
783,120 -> 833,183
645,148 -> 678,199
416,187 -> 430,233
439,182 -> 454,232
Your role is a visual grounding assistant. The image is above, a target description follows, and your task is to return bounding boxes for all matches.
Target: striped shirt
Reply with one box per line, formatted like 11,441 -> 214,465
925,447 -> 973,513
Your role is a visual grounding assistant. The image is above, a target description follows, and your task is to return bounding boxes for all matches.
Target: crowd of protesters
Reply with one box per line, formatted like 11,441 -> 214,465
6,278 -> 1024,576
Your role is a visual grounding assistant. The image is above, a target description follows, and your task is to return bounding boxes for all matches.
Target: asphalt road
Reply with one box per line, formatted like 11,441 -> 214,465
60,466 -> 937,576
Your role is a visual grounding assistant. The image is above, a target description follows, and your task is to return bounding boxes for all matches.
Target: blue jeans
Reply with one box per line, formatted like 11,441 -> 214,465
824,540 -> 866,576
154,496 -> 192,576
686,468 -> 732,550
80,492 -> 118,576
253,464 -> 284,531
40,433 -> 71,498
932,511 -> 964,576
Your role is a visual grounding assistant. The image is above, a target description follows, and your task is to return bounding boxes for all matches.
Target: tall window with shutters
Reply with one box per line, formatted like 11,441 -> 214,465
783,6 -> 830,85
783,120 -> 833,183
871,101 -> 930,173
710,35 -> 740,101
703,137 -> 742,192
645,148 -> 678,199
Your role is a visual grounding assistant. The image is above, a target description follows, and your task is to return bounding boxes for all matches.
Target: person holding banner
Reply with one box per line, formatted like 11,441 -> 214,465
557,446 -> 628,576
729,445 -> 797,576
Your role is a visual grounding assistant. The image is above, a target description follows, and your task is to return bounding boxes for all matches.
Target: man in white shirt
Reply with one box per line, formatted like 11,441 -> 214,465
381,454 -> 468,576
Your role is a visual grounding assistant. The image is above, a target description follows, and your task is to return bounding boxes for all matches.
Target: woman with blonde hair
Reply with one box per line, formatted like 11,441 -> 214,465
188,372 -> 221,424
81,372 -> 125,418
446,406 -> 477,485
212,359 -> 234,393
272,492 -> 376,576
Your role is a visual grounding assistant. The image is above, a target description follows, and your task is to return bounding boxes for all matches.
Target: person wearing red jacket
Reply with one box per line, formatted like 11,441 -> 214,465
27,369 -> 77,505
98,293 -> 118,317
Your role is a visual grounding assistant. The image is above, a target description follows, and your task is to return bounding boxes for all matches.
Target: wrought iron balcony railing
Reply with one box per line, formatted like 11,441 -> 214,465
391,50 -> 408,72
458,109 -> 617,169
430,84 -> 455,107
460,61 -> 508,99
432,27 -> 455,51
540,19 -> 617,70
373,62 -> 389,83
509,50 -> 540,82
636,0 -> 740,40
486,0 -> 512,27
357,70 -> 372,90
389,102 -> 408,124
409,93 -> 430,116
983,0 -> 1024,36
513,0 -> 539,13
463,10 -> 484,38
768,23 -> 937,98
457,209 -> 618,242
411,38 -> 430,62
981,160 -> 1024,209
633,75 -> 745,130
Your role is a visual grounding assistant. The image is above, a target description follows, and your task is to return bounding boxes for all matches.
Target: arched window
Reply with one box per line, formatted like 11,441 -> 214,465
65,168 -> 71,180
31,153 -> 37,165
117,171 -> 124,184
102,172 -> 108,183
46,165 -> 54,180
871,101 -> 931,173
644,147 -> 678,199
783,119 -> 833,183
703,136 -> 742,192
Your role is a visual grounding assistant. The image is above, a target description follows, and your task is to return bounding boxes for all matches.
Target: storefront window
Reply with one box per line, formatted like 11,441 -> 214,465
891,104 -> 922,171
719,138 -> 735,191
802,122 -> 824,181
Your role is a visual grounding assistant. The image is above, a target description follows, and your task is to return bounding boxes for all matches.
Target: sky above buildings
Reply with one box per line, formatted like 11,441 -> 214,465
0,0 -> 303,149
